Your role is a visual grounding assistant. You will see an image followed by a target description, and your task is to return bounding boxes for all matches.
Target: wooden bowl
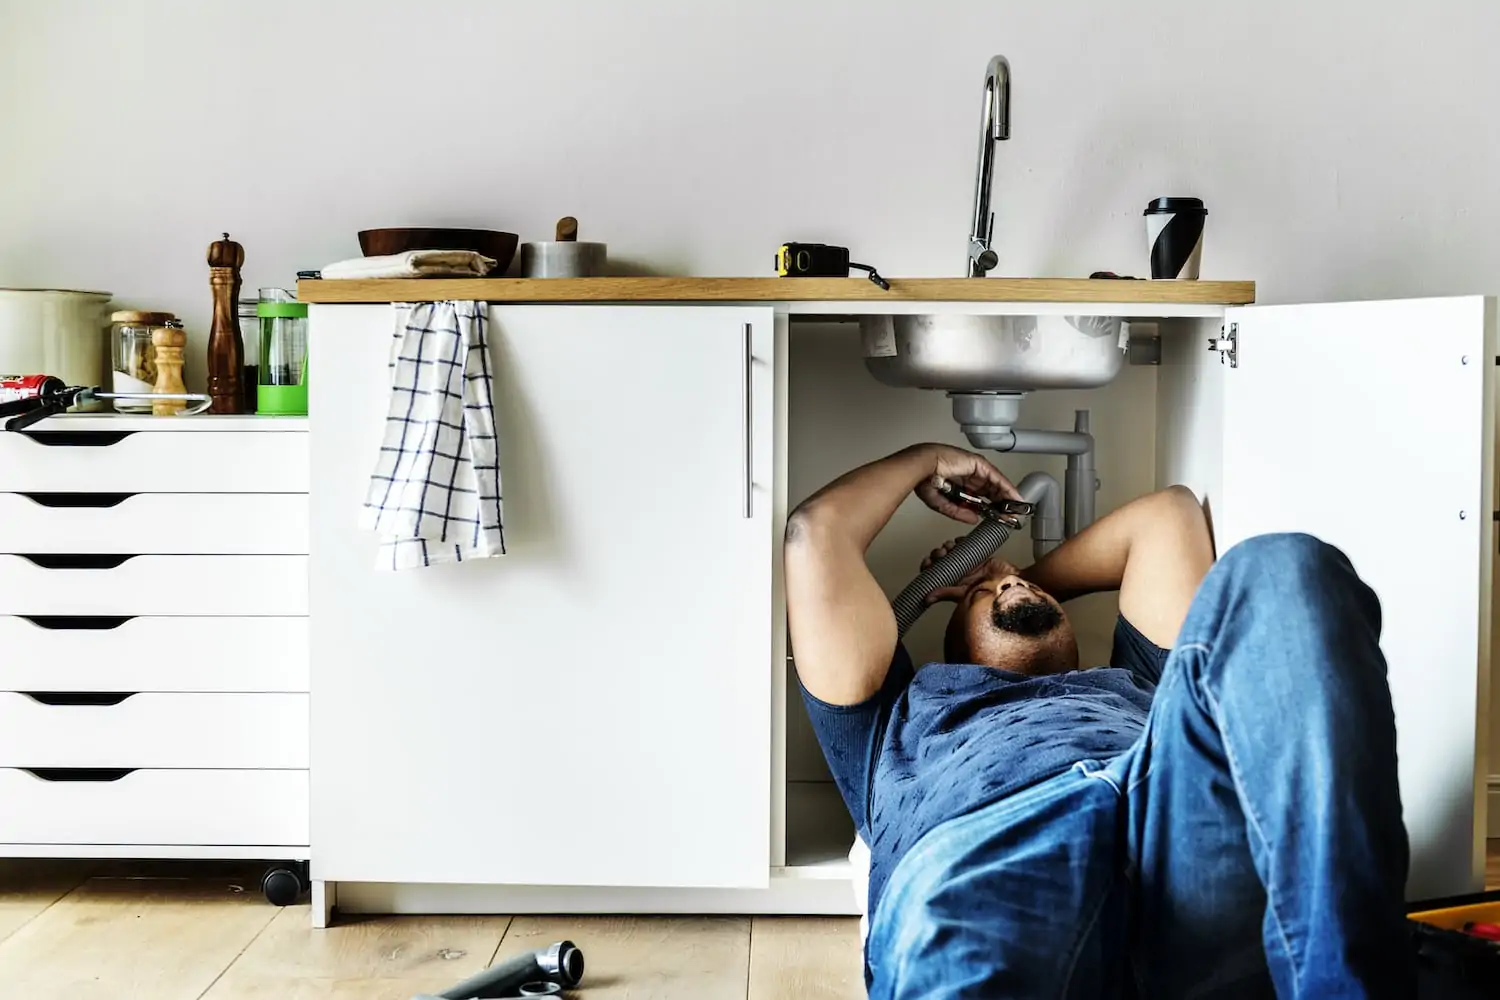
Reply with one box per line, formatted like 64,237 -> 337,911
357,229 -> 519,275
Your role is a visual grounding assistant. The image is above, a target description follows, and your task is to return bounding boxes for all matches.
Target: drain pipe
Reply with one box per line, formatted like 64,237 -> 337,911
950,395 -> 1098,537
1016,471 -> 1063,559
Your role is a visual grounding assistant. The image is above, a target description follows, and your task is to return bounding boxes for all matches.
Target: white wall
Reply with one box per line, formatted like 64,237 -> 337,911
4,1 -> 1499,814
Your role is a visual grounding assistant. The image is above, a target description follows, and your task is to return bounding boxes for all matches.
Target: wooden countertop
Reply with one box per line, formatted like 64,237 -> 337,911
295,276 -> 1255,305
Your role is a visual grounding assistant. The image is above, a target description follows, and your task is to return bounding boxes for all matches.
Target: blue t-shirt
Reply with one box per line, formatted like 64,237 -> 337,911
801,615 -> 1168,913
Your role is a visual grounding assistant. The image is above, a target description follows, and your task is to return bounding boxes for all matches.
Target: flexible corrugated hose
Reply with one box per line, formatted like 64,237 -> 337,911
890,516 -> 1012,637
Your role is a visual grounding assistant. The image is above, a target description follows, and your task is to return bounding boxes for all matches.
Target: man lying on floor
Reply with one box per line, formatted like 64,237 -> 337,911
784,443 -> 1412,999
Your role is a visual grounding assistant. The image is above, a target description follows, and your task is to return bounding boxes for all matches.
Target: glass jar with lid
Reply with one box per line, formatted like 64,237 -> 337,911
109,311 -> 175,412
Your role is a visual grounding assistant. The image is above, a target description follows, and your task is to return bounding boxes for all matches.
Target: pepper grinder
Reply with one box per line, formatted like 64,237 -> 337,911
151,319 -> 188,416
207,232 -> 245,414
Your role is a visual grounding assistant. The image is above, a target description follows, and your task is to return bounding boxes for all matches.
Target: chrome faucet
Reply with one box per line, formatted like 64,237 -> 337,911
967,55 -> 1011,277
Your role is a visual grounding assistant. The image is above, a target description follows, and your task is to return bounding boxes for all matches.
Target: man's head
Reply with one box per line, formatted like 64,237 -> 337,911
943,567 -> 1078,675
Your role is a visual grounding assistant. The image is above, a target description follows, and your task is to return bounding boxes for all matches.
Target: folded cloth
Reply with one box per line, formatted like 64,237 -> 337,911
321,250 -> 497,280
359,301 -> 506,569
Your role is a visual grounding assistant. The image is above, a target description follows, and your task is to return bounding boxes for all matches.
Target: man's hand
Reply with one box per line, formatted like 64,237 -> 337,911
912,444 -> 1022,525
785,443 -> 1017,705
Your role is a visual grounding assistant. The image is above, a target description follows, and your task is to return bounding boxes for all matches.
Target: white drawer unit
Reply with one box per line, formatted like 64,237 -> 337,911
0,615 -> 308,692
0,692 -> 308,769
0,554 -> 308,616
0,493 -> 310,554
0,427 -> 308,493
0,768 -> 308,847
0,416 -> 311,888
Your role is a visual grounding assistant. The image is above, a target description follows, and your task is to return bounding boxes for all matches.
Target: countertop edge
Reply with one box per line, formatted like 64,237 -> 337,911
295,276 -> 1256,306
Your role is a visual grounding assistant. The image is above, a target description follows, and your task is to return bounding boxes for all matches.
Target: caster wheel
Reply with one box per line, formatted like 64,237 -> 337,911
262,866 -> 302,906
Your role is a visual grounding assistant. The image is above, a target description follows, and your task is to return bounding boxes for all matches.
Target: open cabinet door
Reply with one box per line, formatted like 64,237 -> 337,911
1216,296 -> 1496,900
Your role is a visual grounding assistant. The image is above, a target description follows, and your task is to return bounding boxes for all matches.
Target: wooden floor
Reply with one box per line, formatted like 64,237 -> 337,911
0,848 -> 1496,999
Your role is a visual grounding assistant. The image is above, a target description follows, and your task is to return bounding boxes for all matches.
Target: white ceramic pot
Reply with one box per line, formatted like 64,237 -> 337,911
0,289 -> 113,394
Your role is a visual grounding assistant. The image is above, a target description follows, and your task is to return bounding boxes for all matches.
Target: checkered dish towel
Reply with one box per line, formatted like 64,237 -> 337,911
359,301 -> 506,570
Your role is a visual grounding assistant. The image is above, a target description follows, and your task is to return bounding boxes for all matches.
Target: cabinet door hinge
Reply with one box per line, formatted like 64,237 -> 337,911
1208,323 -> 1238,368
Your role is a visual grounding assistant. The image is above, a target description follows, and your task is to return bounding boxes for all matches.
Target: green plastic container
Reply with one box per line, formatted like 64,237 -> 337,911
257,297 -> 309,415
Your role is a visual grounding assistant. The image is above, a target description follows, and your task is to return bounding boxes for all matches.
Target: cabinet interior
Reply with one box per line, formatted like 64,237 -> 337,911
777,315 -> 1222,874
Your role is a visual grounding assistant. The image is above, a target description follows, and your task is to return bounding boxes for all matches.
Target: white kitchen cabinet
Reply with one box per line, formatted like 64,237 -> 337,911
306,290 -> 1494,918
0,417 -> 311,874
1159,297 -> 1496,900
310,305 -> 775,891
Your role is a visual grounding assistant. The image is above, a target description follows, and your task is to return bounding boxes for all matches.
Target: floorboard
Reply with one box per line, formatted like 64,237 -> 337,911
500,915 -> 751,1000
0,843 -> 1488,998
0,874 -> 276,1000
748,917 -> 864,1000
200,907 -> 513,1000
0,860 -> 94,946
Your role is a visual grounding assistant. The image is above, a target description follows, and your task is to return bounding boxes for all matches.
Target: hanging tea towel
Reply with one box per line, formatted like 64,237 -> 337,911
360,300 -> 506,569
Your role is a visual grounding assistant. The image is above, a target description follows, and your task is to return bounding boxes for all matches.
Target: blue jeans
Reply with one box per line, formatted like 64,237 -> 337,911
867,534 -> 1413,999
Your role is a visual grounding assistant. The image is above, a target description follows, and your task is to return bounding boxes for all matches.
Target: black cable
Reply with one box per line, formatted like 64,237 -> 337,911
848,262 -> 890,291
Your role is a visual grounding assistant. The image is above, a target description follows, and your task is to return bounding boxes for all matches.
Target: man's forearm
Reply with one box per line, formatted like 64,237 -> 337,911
1020,488 -> 1198,601
787,445 -> 934,555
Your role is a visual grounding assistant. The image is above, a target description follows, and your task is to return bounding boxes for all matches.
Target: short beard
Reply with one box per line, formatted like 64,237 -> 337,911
990,596 -> 1063,637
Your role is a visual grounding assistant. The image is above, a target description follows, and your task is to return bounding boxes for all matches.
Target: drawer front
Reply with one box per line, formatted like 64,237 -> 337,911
0,494 -> 309,554
0,555 -> 307,615
0,431 -> 308,493
0,768 -> 307,846
0,692 -> 307,768
0,616 -> 308,692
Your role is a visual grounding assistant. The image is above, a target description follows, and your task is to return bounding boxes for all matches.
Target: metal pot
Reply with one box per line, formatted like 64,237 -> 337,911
0,288 -> 112,394
519,216 -> 606,278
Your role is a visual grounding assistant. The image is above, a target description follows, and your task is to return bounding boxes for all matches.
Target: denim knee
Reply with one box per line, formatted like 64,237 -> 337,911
1202,532 -> 1384,682
1218,532 -> 1346,584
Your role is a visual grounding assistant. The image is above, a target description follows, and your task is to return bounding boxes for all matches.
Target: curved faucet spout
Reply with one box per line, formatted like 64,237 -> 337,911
968,55 -> 1011,277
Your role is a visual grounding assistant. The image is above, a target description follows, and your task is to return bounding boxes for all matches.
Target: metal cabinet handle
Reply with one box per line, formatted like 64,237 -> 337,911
742,323 -> 754,519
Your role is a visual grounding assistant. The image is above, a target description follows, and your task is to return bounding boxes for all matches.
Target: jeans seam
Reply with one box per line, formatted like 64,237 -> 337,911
1124,644 -> 1208,796
1056,874 -> 1113,1000
1074,760 -> 1122,795
1200,677 -> 1304,995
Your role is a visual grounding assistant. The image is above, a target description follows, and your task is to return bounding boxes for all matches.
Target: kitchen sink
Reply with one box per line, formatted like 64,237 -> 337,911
861,314 -> 1126,392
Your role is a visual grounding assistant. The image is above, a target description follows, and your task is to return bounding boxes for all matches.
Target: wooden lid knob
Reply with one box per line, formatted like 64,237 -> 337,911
207,232 -> 244,268
152,321 -> 186,349
555,217 -> 578,242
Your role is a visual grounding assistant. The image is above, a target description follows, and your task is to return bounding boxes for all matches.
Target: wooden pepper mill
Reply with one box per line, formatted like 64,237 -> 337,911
151,319 -> 188,416
207,232 -> 245,414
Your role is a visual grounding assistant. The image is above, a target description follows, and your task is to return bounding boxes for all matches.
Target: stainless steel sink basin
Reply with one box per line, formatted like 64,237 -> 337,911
861,314 -> 1126,392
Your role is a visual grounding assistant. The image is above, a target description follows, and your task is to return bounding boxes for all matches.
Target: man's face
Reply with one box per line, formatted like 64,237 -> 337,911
945,569 -> 1079,675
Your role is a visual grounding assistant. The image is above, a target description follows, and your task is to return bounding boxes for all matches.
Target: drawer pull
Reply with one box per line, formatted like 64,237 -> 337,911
17,554 -> 137,570
21,692 -> 136,707
18,492 -> 134,509
19,615 -> 135,630
19,430 -> 136,447
21,767 -> 135,782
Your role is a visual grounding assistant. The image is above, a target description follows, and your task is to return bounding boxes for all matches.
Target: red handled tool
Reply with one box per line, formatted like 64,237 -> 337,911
0,374 -> 210,431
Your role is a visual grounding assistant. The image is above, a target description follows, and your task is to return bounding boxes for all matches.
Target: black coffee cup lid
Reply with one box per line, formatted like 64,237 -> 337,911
1144,197 -> 1206,215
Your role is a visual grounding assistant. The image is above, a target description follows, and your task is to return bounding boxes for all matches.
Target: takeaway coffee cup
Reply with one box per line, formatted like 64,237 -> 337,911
1144,197 -> 1207,279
